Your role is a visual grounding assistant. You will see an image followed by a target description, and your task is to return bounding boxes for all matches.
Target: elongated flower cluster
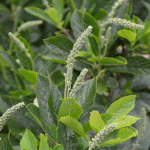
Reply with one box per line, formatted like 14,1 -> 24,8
138,107 -> 146,137
0,102 -> 25,131
105,27 -> 112,45
64,26 -> 93,98
16,20 -> 43,35
104,18 -> 144,29
8,32 -> 27,52
8,32 -> 31,58
109,0 -> 126,17
132,107 -> 146,150
89,123 -> 118,150
69,68 -> 88,98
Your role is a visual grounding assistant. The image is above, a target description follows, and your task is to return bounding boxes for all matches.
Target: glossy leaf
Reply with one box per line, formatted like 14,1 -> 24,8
44,35 -> 73,56
20,129 -> 37,150
26,104 -> 43,129
83,12 -> 99,37
100,56 -> 127,65
89,111 -> 106,133
45,8 -> 59,24
19,69 -> 37,84
77,51 -> 92,57
107,56 -> 150,75
118,30 -> 137,43
57,122 -> 81,149
100,127 -> 138,147
25,7 -> 57,25
94,8 -> 108,20
42,53 -> 67,65
58,98 -> 82,120
36,74 -> 52,138
48,75 -> 62,125
52,0 -> 64,22
106,95 -> 136,123
0,51 -> 19,72
53,144 -> 63,150
60,116 -> 86,138
39,134 -> 49,150
112,115 -> 140,129
89,35 -> 100,56
75,78 -> 97,119
71,10 -> 83,39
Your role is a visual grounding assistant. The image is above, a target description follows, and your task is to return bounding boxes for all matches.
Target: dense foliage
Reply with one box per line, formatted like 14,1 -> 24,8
0,0 -> 150,150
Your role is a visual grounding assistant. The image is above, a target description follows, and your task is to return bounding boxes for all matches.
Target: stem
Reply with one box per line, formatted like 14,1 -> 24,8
82,0 -> 86,12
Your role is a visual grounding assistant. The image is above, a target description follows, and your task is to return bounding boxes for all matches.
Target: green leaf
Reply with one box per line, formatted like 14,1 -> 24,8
14,45 -> 33,70
52,0 -> 64,22
60,116 -> 86,138
26,104 -> 43,129
44,35 -> 73,56
89,111 -> 106,133
50,124 -> 57,142
57,122 -> 82,149
19,69 -> 37,84
48,75 -> 62,125
118,30 -> 137,44
24,7 -> 58,25
89,35 -> 100,56
106,95 -> 136,123
53,144 -> 63,150
100,56 -> 127,65
83,121 -> 92,133
10,0 -> 21,5
58,98 -> 82,120
87,57 -> 98,62
18,36 -> 34,59
111,115 -> 140,129
75,78 -> 96,119
20,129 -> 37,150
94,8 -> 108,20
39,134 -> 49,150
42,53 -> 67,65
101,113 -> 114,123
1,135 -> 14,150
83,12 -> 99,37
51,70 -> 65,89
36,74 -> 52,138
107,56 -> 150,75
45,8 -> 59,24
0,51 -> 19,72
100,127 -> 138,147
77,51 -> 91,57
138,17 -> 150,39
71,9 -> 84,39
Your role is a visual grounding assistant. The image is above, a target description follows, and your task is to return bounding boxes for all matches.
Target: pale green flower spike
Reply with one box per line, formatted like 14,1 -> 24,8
132,107 -> 146,150
8,32 -> 27,52
109,0 -> 126,17
16,20 -> 43,35
64,26 -> 93,99
89,123 -> 118,150
105,27 -> 112,45
69,68 -> 88,98
0,102 -> 25,131
8,32 -> 34,70
104,18 -> 144,29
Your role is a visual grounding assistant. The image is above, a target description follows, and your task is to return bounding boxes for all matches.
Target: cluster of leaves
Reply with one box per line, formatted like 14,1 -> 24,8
0,0 -> 150,149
